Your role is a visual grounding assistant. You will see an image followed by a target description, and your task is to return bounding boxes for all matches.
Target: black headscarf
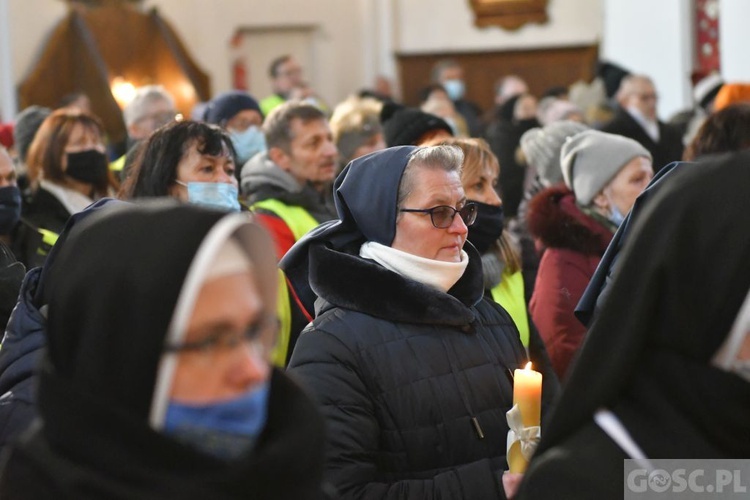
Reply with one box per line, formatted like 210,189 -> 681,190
280,145 -> 419,314
2,201 -> 327,498
535,150 -> 750,458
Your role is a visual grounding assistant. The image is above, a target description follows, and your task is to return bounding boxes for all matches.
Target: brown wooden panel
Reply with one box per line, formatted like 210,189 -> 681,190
468,0 -> 549,31
19,4 -> 210,145
397,45 -> 598,112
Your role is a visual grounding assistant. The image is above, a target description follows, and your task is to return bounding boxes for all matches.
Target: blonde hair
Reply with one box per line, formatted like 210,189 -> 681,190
432,137 -> 521,273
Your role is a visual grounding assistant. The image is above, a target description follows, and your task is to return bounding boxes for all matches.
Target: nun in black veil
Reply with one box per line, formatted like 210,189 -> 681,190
517,151 -> 750,499
282,145 -> 557,499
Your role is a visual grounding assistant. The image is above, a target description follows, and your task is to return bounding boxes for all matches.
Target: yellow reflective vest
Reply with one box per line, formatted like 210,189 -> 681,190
490,268 -> 530,347
252,198 -> 320,366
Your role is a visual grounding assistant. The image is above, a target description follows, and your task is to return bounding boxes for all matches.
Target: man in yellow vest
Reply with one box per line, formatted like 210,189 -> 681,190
241,101 -> 338,258
241,101 -> 338,364
260,55 -> 329,117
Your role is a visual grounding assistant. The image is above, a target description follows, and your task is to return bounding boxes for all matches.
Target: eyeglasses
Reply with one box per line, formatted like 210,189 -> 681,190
164,315 -> 278,357
399,202 -> 477,229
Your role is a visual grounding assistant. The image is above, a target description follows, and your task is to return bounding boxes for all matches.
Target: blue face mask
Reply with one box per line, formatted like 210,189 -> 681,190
164,382 -> 270,461
177,181 -> 240,212
442,79 -> 465,101
609,203 -> 626,227
0,186 -> 21,235
229,126 -> 266,166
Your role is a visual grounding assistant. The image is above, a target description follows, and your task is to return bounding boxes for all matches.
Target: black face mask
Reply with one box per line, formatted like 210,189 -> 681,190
0,185 -> 21,235
65,149 -> 109,185
466,200 -> 505,254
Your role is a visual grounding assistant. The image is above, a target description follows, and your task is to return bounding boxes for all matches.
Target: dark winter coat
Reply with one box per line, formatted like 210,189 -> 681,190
288,242 -> 558,499
0,200 -> 124,457
13,186 -> 74,269
526,186 -> 613,380
0,268 -> 45,456
484,117 -> 539,218
600,108 -> 684,172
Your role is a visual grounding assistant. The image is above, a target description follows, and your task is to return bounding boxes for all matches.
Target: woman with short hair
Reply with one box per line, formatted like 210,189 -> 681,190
283,145 -> 557,499
14,109 -> 115,268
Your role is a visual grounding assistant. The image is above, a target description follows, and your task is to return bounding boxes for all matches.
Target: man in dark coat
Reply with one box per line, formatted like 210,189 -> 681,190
517,150 -> 750,499
283,146 -> 558,499
0,202 -> 329,499
601,75 -> 684,171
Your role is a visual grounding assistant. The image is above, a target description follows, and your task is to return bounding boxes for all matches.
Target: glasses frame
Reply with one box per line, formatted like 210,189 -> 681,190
399,202 -> 478,229
164,315 -> 279,356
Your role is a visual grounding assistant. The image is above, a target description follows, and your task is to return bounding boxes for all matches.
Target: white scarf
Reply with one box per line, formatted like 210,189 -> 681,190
360,241 -> 468,293
626,107 -> 660,142
40,179 -> 94,215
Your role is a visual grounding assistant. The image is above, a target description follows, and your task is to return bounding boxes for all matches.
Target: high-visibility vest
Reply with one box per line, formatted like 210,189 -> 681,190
110,155 -> 126,173
251,199 -> 319,241
260,94 -> 286,117
36,228 -> 60,257
252,198 -> 320,366
490,268 -> 530,347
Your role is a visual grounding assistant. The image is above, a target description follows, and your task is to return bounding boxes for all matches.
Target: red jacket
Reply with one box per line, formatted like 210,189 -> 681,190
526,186 -> 613,379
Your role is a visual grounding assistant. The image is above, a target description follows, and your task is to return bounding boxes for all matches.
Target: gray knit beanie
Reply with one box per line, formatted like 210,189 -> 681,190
13,105 -> 51,163
521,121 -> 589,186
561,130 -> 651,205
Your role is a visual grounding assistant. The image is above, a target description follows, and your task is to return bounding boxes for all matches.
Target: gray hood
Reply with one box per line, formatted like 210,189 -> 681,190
240,151 -> 302,198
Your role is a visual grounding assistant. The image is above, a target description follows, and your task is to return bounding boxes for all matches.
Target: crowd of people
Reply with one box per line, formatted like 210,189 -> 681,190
0,53 -> 747,499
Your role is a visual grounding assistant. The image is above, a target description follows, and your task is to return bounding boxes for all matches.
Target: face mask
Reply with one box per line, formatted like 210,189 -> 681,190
176,181 -> 240,212
609,204 -> 626,227
229,126 -> 266,166
605,193 -> 626,227
443,79 -> 465,101
164,382 -> 270,461
0,186 -> 21,235
467,201 -> 504,254
65,149 -> 109,185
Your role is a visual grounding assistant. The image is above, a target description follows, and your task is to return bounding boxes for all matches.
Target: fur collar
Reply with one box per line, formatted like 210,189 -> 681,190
527,185 -> 613,255
309,242 -> 484,326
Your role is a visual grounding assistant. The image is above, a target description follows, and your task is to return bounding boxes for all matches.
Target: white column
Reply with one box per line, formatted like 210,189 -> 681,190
0,0 -> 17,122
719,0 -> 750,80
601,0 -> 693,118
358,0 -> 377,90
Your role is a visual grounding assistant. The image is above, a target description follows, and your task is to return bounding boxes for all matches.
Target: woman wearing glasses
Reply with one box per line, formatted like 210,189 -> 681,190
0,202 -> 329,499
282,145 -> 557,499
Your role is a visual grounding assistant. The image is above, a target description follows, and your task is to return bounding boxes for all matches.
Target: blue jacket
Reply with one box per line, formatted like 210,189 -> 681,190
0,267 -> 45,454
0,198 -> 126,456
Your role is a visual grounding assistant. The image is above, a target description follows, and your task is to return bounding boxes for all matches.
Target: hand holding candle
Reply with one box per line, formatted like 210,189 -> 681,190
507,362 -> 542,473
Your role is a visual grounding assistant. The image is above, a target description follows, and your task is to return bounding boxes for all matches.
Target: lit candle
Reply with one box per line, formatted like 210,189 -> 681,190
507,362 -> 542,473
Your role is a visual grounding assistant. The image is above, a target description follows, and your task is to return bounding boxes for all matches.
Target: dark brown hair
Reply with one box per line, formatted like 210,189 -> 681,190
684,103 -> 750,161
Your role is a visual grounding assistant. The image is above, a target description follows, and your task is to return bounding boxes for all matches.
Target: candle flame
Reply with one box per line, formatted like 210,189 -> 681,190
525,362 -> 533,370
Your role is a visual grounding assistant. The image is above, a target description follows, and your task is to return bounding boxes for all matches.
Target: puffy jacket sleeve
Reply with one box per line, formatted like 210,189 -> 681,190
529,249 -> 595,380
288,326 -> 507,500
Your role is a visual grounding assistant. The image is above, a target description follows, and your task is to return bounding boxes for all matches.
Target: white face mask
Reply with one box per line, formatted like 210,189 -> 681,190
712,288 -> 750,383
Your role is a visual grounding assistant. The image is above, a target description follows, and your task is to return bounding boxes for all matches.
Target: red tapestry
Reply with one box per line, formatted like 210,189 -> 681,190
695,0 -> 720,74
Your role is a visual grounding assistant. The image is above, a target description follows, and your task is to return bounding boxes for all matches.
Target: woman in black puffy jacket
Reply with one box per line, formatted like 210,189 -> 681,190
283,145 -> 558,499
